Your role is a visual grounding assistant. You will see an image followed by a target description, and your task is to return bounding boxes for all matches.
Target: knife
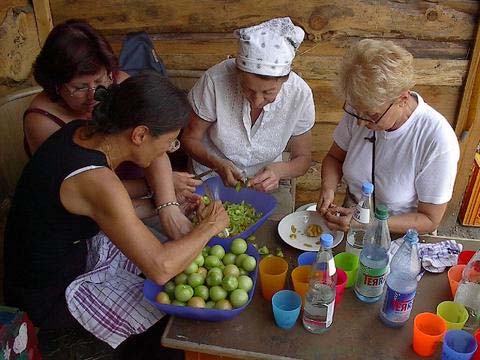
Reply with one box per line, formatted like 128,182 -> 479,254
194,169 -> 215,180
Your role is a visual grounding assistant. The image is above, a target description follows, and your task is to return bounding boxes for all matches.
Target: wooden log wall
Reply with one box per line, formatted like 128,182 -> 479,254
49,0 -> 479,206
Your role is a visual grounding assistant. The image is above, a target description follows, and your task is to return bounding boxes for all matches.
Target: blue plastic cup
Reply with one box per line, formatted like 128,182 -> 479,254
298,251 -> 317,266
271,290 -> 302,329
442,330 -> 478,360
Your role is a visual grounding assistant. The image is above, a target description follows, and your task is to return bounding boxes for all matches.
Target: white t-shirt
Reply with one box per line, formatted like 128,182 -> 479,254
188,59 -> 315,177
333,92 -> 459,216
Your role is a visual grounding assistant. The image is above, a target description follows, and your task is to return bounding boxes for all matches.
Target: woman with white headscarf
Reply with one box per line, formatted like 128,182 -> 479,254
182,17 -> 314,197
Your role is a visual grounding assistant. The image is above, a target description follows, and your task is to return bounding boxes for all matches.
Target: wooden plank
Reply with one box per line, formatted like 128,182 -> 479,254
32,0 -> 53,46
109,35 -> 471,60
447,18 -> 480,226
50,0 -> 478,41
155,53 -> 469,86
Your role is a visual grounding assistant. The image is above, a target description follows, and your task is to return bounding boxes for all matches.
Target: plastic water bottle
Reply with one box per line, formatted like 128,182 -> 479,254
454,249 -> 480,332
379,229 -> 420,327
354,204 -> 391,303
346,182 -> 374,257
303,233 -> 337,333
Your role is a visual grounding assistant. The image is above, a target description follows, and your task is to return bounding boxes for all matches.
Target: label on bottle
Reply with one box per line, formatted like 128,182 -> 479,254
325,299 -> 334,327
328,258 -> 336,277
353,206 -> 369,224
355,263 -> 387,298
381,286 -> 416,324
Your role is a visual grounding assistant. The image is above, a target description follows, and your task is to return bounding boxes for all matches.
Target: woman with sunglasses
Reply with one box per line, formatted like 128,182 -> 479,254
24,20 -> 200,239
317,39 -> 459,234
5,73 -> 229,346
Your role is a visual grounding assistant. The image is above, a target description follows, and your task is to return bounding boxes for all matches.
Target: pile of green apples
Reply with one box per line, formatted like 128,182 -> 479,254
156,238 -> 256,310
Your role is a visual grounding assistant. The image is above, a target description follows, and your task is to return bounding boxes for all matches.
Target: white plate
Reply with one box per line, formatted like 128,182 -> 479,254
296,203 -> 316,212
278,210 -> 343,251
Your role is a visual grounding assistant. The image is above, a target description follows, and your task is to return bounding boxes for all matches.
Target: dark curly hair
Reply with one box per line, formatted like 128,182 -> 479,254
91,72 -> 190,137
33,19 -> 118,101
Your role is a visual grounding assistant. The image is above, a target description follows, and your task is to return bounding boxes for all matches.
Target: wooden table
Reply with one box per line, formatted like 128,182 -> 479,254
162,221 -> 480,360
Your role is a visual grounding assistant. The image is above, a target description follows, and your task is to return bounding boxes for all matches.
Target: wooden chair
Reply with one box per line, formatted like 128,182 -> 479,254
0,86 -> 42,200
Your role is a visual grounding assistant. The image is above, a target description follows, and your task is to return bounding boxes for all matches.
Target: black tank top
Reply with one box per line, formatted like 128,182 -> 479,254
4,120 -> 108,289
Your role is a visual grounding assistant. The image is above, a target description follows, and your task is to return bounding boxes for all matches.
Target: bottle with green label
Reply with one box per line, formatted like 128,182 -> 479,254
354,204 -> 391,303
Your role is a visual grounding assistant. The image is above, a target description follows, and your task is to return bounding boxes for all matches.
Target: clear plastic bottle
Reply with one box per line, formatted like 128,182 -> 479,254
354,204 -> 391,303
454,249 -> 480,333
379,229 -> 420,327
346,182 -> 374,257
303,233 -> 337,333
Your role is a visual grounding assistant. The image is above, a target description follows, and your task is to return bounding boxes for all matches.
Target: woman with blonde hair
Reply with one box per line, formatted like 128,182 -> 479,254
317,39 -> 459,234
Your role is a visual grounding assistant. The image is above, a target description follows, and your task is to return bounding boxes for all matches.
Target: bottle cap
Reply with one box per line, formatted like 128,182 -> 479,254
375,204 -> 389,220
320,233 -> 334,248
404,228 -> 419,244
361,182 -> 374,195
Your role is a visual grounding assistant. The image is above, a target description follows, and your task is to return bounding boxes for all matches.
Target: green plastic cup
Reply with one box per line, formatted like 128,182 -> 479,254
334,252 -> 359,288
436,301 -> 469,330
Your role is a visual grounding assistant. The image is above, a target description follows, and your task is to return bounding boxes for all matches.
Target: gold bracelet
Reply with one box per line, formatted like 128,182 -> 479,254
155,201 -> 180,214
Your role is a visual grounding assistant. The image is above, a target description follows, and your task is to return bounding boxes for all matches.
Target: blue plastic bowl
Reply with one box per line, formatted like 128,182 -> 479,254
143,238 -> 259,321
196,176 -> 277,241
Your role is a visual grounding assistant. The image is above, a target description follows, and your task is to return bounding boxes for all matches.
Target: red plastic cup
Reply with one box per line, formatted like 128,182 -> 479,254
335,269 -> 348,307
458,250 -> 476,265
473,329 -> 480,360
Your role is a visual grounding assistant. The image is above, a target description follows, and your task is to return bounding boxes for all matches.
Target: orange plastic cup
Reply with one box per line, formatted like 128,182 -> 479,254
412,312 -> 447,357
448,265 -> 466,298
291,265 -> 310,306
259,256 -> 288,301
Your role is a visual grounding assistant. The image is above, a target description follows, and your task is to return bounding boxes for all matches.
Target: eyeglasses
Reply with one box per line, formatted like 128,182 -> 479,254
168,139 -> 180,153
64,73 -> 113,98
343,101 -> 394,124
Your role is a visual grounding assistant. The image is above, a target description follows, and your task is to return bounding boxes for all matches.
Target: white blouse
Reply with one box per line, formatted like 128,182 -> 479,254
334,92 -> 459,216
188,59 -> 315,178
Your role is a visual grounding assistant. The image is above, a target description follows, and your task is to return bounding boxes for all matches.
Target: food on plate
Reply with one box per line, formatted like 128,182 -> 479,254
305,224 -> 322,237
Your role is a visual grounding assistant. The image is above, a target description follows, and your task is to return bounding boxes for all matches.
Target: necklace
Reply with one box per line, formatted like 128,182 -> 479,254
100,139 -> 114,169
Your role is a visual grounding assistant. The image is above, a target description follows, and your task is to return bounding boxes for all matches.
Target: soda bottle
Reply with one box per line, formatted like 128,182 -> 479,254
303,233 -> 337,333
454,249 -> 480,332
346,181 -> 374,257
354,204 -> 391,303
379,229 -> 420,327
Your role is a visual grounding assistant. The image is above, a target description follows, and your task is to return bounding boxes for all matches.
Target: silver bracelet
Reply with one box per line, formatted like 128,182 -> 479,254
155,201 -> 180,214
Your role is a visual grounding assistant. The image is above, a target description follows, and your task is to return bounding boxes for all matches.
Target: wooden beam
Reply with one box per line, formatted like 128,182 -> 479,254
447,18 -> 480,225
50,0 -> 478,41
32,0 -> 53,46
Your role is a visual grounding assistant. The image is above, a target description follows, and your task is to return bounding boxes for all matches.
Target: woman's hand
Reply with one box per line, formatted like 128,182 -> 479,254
216,159 -> 243,187
323,205 -> 353,232
197,200 -> 230,235
250,165 -> 281,192
173,171 -> 202,204
316,188 -> 336,216
158,205 -> 194,240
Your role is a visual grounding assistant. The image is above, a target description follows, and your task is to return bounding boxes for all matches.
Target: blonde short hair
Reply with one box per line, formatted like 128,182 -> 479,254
338,39 -> 415,110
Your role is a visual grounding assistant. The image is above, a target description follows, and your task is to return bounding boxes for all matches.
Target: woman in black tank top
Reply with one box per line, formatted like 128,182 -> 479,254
5,73 -> 229,330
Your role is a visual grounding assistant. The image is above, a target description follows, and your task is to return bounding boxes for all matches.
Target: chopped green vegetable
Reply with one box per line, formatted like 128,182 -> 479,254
275,248 -> 284,258
304,243 -> 313,248
235,181 -> 242,192
258,246 -> 270,255
217,201 -> 262,238
247,235 -> 256,242
201,195 -> 211,205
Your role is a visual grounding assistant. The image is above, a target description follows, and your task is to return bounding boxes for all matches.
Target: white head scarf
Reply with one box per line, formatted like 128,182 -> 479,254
234,17 -> 305,77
